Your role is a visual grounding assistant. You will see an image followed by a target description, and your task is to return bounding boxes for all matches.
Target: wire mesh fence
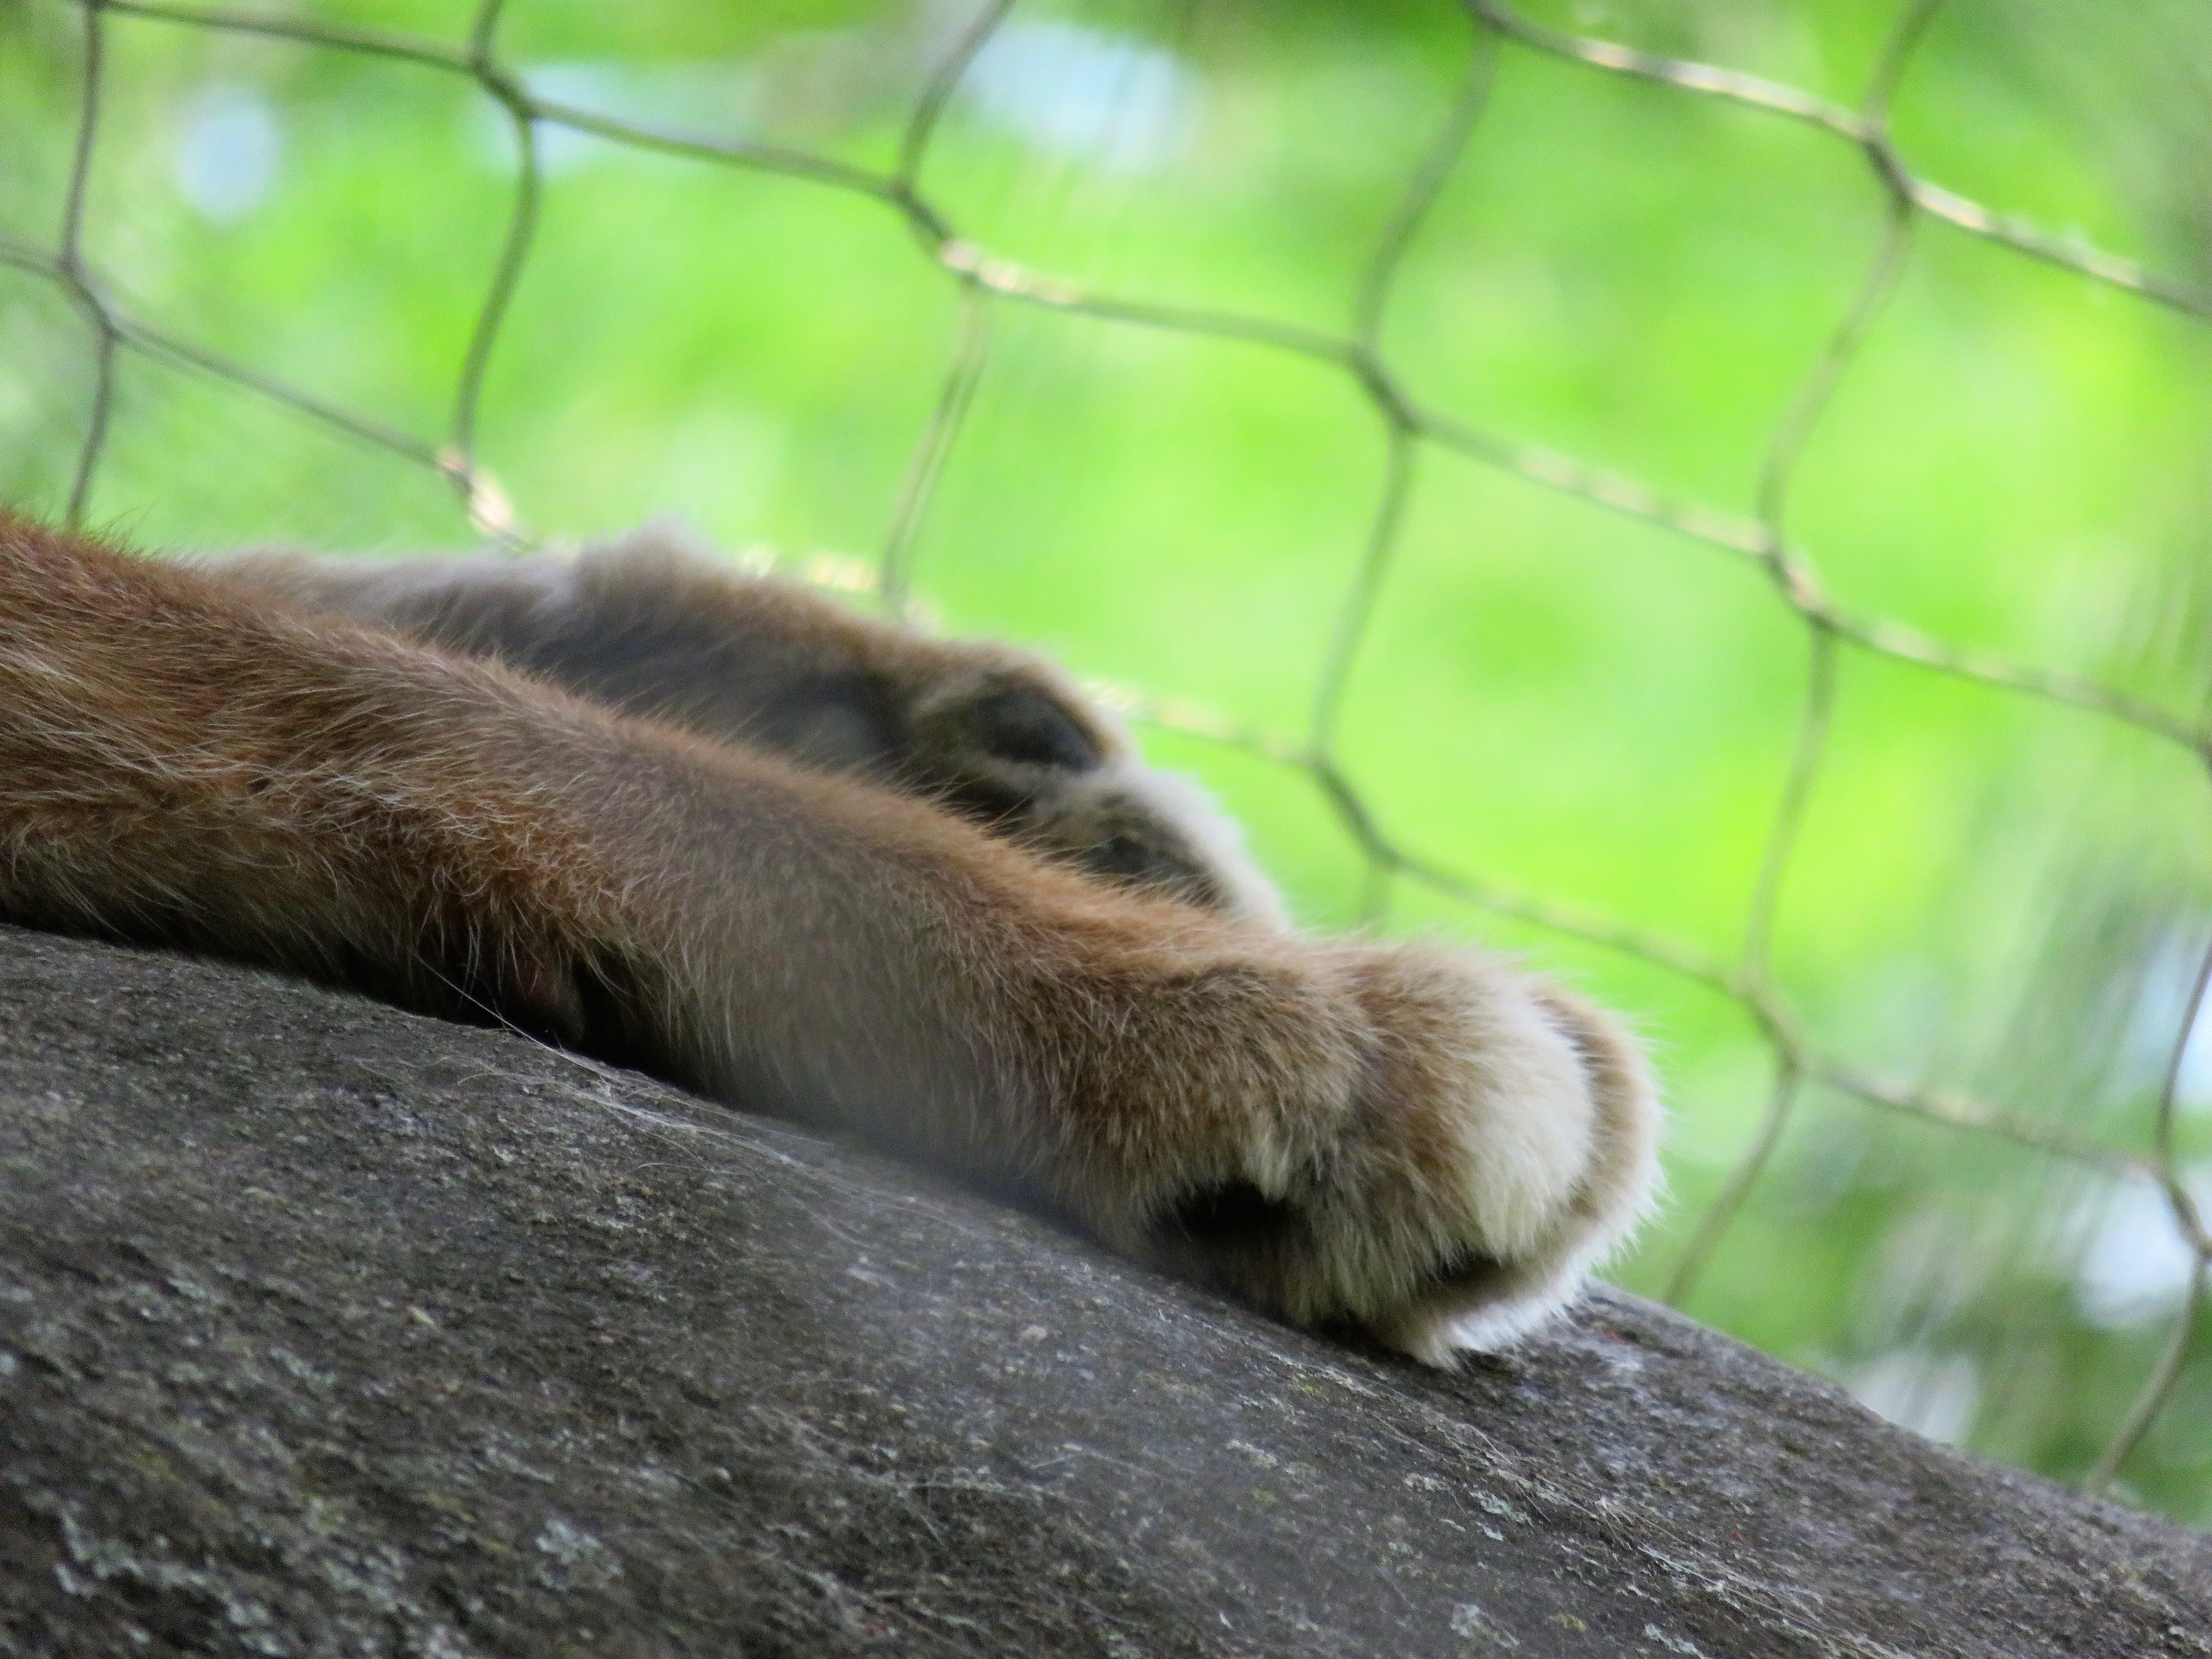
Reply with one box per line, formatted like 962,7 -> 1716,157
2,0 -> 2208,1517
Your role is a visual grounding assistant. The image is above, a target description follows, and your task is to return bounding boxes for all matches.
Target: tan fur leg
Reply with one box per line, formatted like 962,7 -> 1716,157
211,529 -> 1288,924
2,515 -> 1657,1361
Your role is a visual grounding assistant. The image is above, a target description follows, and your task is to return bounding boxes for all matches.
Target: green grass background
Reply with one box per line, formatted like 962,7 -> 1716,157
3,0 -> 2208,1523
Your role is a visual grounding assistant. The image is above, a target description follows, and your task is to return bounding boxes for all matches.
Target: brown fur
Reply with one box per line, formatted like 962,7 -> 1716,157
0,514 -> 1659,1362
210,532 -> 1288,923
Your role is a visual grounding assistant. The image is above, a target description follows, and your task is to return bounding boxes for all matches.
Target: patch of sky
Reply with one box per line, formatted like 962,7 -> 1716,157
493,62 -> 768,172
2175,976 -> 2212,1115
2117,928 -> 2212,1117
955,20 -> 1197,175
487,23 -> 1198,180
1846,1348 -> 1982,1445
2072,1163 -> 2210,1330
175,82 -> 281,223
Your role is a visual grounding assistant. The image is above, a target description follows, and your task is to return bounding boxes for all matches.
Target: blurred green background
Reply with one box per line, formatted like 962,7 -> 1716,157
3,0 -> 2208,1524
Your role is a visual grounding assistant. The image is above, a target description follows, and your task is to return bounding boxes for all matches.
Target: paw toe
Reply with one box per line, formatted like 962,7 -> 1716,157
1280,950 -> 1658,1363
949,684 -> 1107,772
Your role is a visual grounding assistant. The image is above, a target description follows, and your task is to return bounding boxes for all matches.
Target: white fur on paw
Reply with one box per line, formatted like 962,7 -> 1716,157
1159,946 -> 1661,1368
1439,976 -> 1603,1260
1381,967 -> 1662,1365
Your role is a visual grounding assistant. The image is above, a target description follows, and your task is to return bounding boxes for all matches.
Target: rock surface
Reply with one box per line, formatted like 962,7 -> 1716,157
0,923 -> 2205,1659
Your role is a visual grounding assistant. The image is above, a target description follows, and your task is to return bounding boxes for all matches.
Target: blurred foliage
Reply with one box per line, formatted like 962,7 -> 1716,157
2,0 -> 2208,1525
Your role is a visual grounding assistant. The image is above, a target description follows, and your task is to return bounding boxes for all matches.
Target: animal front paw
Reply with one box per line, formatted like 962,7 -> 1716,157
1141,944 -> 1659,1363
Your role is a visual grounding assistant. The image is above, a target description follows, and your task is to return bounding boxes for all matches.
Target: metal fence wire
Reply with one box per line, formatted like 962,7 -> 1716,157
3,0 -> 2208,1507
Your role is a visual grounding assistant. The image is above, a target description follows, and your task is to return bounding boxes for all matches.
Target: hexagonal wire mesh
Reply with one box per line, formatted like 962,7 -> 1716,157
2,0 -> 2206,1516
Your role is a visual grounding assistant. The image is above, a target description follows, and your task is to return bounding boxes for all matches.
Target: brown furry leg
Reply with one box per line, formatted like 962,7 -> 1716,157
1,515 -> 1657,1360
212,530 -> 1288,921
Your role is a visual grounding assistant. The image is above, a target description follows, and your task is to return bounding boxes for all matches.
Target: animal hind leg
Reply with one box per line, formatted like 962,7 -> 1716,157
215,527 -> 1287,923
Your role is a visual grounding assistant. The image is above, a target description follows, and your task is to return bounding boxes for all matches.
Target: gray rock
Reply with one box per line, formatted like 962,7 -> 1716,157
0,923 -> 2203,1659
